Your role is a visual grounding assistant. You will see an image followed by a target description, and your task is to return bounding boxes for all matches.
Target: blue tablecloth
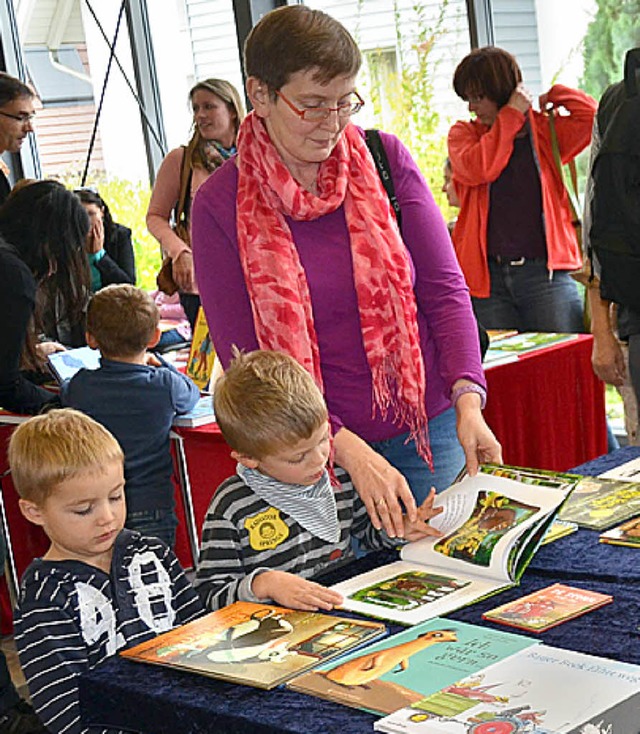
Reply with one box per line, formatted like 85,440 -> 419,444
79,447 -> 640,733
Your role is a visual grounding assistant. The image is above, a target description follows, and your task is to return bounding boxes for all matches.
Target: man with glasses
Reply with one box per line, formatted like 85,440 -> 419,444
0,72 -> 35,204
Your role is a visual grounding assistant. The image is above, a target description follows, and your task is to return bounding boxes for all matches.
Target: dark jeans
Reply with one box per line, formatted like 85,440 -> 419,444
472,259 -> 584,333
127,508 -> 178,549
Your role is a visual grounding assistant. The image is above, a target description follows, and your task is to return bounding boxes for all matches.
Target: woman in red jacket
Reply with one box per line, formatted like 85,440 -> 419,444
448,47 -> 596,332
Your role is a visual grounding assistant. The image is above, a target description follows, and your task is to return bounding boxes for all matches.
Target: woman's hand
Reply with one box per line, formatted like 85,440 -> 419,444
507,83 -> 533,115
35,341 -> 66,358
252,570 -> 343,611
85,217 -> 104,254
592,329 -> 626,386
454,387 -> 502,477
403,487 -> 444,542
173,249 -> 195,292
333,427 -> 418,538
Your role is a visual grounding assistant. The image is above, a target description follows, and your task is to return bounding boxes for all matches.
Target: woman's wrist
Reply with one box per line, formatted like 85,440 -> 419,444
451,382 -> 487,410
88,248 -> 106,264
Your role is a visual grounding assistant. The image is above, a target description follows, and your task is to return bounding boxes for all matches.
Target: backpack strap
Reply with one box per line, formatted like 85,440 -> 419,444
365,128 -> 402,229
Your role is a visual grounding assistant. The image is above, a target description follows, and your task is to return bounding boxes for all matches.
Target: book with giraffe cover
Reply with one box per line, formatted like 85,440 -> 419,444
287,617 -> 536,715
330,472 -> 570,625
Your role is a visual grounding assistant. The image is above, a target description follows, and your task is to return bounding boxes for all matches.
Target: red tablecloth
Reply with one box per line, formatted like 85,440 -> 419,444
483,333 -> 608,471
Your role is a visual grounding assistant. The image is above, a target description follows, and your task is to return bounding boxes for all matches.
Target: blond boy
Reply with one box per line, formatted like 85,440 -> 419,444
195,350 -> 441,612
60,284 -> 199,546
9,409 -> 203,734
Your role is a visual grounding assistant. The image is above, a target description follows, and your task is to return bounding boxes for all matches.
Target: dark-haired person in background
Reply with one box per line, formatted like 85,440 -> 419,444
448,47 -> 596,333
75,188 -> 136,291
0,72 -> 35,204
0,180 -> 89,415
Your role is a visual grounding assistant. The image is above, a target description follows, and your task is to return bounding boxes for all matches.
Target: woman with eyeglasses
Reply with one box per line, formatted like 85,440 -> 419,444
75,188 -> 135,291
0,180 -> 89,414
146,78 -> 245,329
192,6 -> 501,537
448,47 -> 596,333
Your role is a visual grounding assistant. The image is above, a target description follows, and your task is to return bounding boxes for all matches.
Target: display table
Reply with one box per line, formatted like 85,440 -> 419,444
483,333 -> 608,471
79,447 -> 640,734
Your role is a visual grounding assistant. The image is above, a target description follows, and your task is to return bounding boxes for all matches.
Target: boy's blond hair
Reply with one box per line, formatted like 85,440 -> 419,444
8,408 -> 123,504
87,284 -> 159,359
214,350 -> 328,458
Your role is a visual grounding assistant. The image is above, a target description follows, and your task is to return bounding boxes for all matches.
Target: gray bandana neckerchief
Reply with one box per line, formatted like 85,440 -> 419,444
237,464 -> 340,543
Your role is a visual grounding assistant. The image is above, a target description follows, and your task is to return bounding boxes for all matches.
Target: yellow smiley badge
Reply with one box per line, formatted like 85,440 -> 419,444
244,508 -> 290,551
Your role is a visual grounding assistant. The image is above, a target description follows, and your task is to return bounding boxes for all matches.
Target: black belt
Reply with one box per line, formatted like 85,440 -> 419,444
489,255 -> 528,266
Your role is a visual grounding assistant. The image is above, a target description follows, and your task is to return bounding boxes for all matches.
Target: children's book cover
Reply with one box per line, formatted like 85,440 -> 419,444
186,307 -> 215,390
486,331 -> 579,355
599,515 -> 640,547
288,617 -> 537,715
120,601 -> 385,690
540,519 -> 579,545
482,583 -> 613,633
558,475 -> 640,530
375,644 -> 640,734
331,474 -> 566,625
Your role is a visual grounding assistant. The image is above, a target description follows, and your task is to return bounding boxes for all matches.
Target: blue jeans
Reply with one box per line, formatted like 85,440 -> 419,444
472,259 -> 584,333
127,508 -> 178,548
369,407 -> 465,505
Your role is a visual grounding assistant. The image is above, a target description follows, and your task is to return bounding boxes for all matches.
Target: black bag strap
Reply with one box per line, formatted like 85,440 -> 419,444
175,145 -> 193,226
365,128 -> 402,229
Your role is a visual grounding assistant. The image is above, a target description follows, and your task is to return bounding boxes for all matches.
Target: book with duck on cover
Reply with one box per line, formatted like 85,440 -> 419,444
119,601 -> 386,690
186,306 -> 216,390
482,583 -> 613,633
330,473 -> 569,625
287,617 -> 537,716
375,644 -> 640,734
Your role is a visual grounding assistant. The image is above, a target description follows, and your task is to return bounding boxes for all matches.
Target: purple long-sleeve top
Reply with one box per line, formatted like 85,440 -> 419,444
191,128 -> 485,443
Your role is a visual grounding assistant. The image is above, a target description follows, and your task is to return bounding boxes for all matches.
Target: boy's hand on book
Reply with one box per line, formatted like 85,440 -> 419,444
403,487 -> 444,542
252,570 -> 344,612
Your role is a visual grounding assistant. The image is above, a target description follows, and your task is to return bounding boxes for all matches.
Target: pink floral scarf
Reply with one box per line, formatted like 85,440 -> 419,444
236,111 -> 431,465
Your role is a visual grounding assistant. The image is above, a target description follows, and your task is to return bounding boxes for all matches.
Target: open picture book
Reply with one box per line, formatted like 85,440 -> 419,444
330,473 -> 570,625
47,346 -> 101,383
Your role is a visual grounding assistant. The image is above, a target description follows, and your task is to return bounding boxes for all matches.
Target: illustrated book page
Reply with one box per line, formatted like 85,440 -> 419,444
186,306 -> 216,390
481,582 -> 613,632
120,601 -> 385,690
330,473 -> 567,625
375,644 -> 640,734
287,617 -> 537,716
599,515 -> 640,547
558,475 -> 640,530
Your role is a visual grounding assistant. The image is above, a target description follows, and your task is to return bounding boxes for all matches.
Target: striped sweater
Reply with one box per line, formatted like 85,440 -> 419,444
14,529 -> 204,734
194,469 -> 398,610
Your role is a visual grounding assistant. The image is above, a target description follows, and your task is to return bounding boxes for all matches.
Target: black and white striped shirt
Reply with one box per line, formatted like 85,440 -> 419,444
14,529 -> 204,734
194,469 -> 396,610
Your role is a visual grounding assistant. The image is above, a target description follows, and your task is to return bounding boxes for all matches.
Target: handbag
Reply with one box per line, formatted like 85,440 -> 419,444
548,112 -> 589,285
156,147 -> 193,295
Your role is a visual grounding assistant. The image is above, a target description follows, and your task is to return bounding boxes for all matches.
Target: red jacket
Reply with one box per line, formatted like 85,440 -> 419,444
448,85 -> 597,298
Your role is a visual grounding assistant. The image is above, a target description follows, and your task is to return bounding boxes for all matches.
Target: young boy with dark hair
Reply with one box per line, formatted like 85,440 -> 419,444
60,284 -> 200,546
9,408 -> 203,734
195,349 -> 442,612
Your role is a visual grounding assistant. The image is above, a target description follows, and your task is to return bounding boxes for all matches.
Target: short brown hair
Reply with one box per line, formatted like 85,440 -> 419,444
87,284 -> 159,359
8,408 -> 123,504
0,72 -> 34,107
214,349 -> 328,459
453,47 -> 522,108
244,5 -> 361,91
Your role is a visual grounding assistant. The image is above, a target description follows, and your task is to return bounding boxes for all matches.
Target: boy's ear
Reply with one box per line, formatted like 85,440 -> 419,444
231,450 -> 259,470
18,498 -> 45,527
86,332 -> 99,350
147,327 -> 162,349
